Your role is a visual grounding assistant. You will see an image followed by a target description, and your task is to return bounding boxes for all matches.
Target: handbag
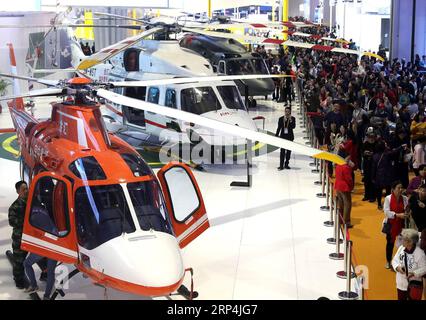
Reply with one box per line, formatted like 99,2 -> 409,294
407,280 -> 423,300
381,219 -> 392,234
404,252 -> 424,300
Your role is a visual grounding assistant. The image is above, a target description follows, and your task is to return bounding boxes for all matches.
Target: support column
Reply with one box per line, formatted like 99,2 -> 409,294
208,0 -> 212,19
272,2 -> 275,22
283,0 -> 288,40
411,0 -> 416,63
390,0 -> 420,62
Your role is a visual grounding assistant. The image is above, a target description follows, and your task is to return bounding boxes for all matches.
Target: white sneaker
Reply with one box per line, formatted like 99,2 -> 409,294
385,262 -> 391,269
24,286 -> 38,293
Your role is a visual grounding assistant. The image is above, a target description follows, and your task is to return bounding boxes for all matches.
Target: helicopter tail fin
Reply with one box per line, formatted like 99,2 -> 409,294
66,27 -> 87,69
7,43 -> 25,111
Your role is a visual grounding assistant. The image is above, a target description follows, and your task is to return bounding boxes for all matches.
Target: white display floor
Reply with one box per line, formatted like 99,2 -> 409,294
0,97 -> 356,300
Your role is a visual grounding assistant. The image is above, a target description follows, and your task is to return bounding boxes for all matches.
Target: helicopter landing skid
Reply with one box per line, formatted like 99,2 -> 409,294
169,267 -> 198,300
29,292 -> 41,300
177,284 -> 199,300
50,268 -> 80,300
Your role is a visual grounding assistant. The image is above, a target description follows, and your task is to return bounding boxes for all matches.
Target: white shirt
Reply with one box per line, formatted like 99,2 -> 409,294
413,143 -> 426,169
373,61 -> 383,72
383,194 -> 408,221
391,245 -> 426,291
407,103 -> 419,118
352,108 -> 367,123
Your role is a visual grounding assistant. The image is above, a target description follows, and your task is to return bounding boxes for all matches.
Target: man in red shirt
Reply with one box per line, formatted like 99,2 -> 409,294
334,150 -> 355,228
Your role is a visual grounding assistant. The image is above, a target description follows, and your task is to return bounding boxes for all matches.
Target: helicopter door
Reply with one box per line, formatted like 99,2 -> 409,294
157,162 -> 209,248
21,172 -> 78,264
218,60 -> 226,75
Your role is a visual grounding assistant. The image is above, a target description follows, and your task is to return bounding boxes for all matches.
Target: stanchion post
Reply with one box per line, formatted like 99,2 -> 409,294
321,163 -> 331,211
338,241 -> 359,300
312,136 -> 320,173
304,116 -> 311,141
324,192 -> 335,227
327,200 -> 343,245
316,160 -> 326,198
310,138 -> 317,167
314,159 -> 322,185
337,224 -> 356,279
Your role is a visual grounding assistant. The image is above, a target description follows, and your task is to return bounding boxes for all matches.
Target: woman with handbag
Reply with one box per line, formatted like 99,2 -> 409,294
391,229 -> 426,300
383,181 -> 409,269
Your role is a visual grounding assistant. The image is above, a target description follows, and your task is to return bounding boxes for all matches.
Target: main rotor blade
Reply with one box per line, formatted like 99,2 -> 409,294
93,12 -> 144,24
96,89 -> 344,165
0,72 -> 60,87
0,88 -> 65,101
0,24 -> 144,29
181,27 -> 284,45
282,40 -> 359,55
230,19 -> 318,29
76,26 -> 163,70
30,68 -> 78,74
111,74 -> 292,88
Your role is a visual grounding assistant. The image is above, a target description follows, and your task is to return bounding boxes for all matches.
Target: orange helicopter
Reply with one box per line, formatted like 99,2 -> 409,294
1,41 -> 343,300
3,43 -> 208,299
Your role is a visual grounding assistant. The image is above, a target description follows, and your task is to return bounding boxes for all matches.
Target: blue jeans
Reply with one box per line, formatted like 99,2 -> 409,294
24,253 -> 57,298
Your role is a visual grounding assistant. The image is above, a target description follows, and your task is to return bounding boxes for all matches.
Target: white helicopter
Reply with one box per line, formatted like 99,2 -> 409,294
10,17 -> 289,152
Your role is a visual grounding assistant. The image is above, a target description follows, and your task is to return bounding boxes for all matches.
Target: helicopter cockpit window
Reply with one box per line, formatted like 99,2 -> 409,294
29,177 -> 70,237
181,87 -> 220,115
75,184 -> 136,250
165,89 -> 177,108
123,87 -> 146,127
123,48 -> 140,72
251,58 -> 268,74
217,86 -> 246,111
69,156 -> 107,181
226,59 -> 254,75
147,87 -> 160,104
127,181 -> 173,235
121,153 -> 153,177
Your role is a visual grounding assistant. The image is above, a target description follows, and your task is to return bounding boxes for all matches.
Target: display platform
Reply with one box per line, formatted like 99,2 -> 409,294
0,97 -> 356,300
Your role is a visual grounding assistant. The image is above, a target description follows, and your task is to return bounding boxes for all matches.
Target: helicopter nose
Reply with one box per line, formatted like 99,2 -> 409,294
87,231 -> 185,294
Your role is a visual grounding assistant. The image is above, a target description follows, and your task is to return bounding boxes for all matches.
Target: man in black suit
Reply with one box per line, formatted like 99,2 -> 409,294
276,107 -> 296,170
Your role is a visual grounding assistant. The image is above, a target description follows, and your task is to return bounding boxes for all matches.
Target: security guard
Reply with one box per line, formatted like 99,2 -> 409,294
276,107 -> 296,170
8,181 -> 29,289
8,181 -> 47,289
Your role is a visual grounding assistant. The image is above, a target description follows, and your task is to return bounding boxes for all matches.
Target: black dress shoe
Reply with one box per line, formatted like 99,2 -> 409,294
284,165 -> 291,169
369,199 -> 375,203
15,281 -> 25,290
277,167 -> 284,171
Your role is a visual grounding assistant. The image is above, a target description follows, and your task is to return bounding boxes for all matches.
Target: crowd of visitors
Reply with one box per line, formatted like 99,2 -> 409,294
260,17 -> 426,299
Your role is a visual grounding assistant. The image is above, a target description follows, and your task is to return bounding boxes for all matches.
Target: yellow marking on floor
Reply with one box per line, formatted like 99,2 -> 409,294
2,135 -> 20,157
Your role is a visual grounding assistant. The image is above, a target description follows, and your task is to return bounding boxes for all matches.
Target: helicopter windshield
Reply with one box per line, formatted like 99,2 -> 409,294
181,87 -> 221,115
127,181 -> 173,234
75,181 -> 173,250
217,86 -> 246,111
226,59 -> 254,75
75,184 -> 136,250
251,58 -> 268,74
226,58 -> 268,75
